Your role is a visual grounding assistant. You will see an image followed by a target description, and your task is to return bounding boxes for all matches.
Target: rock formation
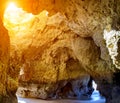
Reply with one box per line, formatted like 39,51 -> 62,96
0,0 -> 120,103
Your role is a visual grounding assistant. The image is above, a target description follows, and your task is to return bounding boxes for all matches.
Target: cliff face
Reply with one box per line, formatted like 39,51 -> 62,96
0,0 -> 120,103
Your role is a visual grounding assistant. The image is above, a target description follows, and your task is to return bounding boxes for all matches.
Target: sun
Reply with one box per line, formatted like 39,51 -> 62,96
3,2 -> 34,32
6,2 -> 18,11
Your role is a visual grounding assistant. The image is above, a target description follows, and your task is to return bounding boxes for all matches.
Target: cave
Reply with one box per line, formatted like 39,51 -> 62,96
0,0 -> 120,103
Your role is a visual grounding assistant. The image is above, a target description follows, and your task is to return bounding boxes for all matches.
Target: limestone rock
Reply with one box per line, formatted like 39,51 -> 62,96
103,29 -> 120,69
1,0 -> 120,103
4,5 -> 95,99
17,75 -> 93,99
0,13 -> 17,103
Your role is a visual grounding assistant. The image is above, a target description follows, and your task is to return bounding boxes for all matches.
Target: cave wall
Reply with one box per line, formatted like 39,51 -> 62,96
0,0 -> 120,103
0,17 -> 10,102
0,1 -> 18,103
14,0 -> 118,73
4,8 -> 94,99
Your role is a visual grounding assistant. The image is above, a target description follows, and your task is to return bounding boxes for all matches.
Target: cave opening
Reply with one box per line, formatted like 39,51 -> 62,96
3,2 -> 105,103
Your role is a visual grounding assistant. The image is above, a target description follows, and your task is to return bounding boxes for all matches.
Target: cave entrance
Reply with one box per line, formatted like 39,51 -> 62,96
92,80 -> 97,91
3,2 -> 36,37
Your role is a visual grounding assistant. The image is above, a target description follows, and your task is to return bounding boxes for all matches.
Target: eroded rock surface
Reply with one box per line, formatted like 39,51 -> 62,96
1,0 -> 120,103
17,75 -> 93,99
4,9 -> 95,99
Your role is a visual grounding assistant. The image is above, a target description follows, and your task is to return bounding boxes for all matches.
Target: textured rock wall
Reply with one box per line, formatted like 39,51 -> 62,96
0,0 -> 120,103
7,0 -> 116,74
12,0 -> 120,102
104,30 -> 120,69
0,1 -> 18,103
4,8 -> 94,99
15,0 -> 118,72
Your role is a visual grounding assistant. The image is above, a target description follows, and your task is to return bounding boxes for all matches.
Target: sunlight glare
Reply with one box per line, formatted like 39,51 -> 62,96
18,100 -> 26,103
6,2 -> 18,11
92,81 -> 97,91
4,2 -> 34,31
